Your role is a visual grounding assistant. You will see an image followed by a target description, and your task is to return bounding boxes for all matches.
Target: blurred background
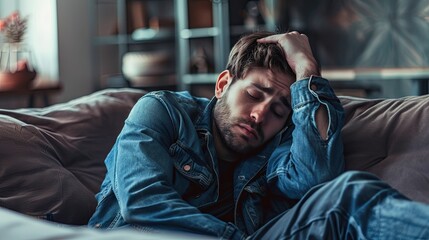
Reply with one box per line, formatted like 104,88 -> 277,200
0,0 -> 428,108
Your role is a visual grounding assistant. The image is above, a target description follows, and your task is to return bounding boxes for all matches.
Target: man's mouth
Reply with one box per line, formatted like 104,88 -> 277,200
237,123 -> 258,140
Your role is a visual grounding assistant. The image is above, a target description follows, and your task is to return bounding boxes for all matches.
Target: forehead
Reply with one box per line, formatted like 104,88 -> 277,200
239,68 -> 294,97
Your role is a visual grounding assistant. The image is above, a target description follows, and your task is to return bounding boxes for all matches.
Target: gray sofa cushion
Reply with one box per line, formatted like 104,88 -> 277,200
0,88 -> 146,225
341,95 -> 429,204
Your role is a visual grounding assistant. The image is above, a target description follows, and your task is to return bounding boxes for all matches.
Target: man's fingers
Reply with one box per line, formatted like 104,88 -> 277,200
256,35 -> 281,43
257,31 -> 307,43
255,31 -> 319,79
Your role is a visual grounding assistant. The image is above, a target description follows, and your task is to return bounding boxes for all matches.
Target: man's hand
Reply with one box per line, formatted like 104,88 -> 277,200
257,31 -> 320,81
259,31 -> 328,139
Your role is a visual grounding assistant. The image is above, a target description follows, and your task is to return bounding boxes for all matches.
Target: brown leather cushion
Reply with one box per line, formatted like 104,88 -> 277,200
0,88 -> 146,225
341,95 -> 429,204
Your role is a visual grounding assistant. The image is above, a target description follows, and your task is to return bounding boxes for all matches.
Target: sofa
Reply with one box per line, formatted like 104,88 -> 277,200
1,87 -> 429,227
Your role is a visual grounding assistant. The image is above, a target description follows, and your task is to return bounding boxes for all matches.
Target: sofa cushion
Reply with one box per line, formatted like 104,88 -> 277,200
341,95 -> 429,204
0,88 -> 146,225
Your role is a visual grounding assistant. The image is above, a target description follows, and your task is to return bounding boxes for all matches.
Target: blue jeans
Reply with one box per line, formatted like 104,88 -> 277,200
250,171 -> 429,239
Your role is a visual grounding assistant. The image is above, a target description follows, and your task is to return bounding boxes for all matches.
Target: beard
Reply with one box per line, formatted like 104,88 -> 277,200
213,96 -> 264,155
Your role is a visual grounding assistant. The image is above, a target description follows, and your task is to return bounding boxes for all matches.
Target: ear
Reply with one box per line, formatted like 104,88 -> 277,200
215,70 -> 231,99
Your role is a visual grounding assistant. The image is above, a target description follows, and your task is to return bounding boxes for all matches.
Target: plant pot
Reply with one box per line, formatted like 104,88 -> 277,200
0,69 -> 37,91
0,43 -> 37,91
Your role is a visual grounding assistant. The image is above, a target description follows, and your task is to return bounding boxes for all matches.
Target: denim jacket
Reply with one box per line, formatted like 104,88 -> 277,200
88,76 -> 345,240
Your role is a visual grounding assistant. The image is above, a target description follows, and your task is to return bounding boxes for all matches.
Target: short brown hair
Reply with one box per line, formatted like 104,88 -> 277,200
226,31 -> 294,81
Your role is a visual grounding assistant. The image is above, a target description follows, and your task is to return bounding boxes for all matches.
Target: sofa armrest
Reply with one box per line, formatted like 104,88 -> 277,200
0,88 -> 146,225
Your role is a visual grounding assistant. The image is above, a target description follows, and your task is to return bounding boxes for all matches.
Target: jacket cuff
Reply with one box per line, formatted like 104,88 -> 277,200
290,76 -> 338,108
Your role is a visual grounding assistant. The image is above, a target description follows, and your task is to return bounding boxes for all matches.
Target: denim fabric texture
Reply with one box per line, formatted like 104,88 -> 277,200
250,171 -> 429,239
88,77 -> 345,239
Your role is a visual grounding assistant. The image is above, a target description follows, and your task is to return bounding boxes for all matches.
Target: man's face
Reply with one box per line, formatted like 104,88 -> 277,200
213,68 -> 294,155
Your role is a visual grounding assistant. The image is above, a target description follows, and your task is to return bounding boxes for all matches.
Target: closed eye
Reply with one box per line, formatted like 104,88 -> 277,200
272,108 -> 284,118
271,104 -> 289,119
247,89 -> 262,100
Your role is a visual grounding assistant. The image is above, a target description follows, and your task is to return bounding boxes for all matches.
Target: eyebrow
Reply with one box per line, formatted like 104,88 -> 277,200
252,83 -> 291,109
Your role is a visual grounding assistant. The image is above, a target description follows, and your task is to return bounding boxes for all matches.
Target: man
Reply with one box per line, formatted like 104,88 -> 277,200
89,31 -> 429,239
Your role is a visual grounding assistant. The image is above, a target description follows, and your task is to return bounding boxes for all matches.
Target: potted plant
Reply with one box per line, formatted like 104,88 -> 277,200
0,11 -> 37,91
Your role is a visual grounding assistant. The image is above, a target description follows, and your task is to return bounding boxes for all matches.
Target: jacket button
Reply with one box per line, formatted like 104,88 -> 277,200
183,165 -> 191,171
94,224 -> 101,228
310,84 -> 317,91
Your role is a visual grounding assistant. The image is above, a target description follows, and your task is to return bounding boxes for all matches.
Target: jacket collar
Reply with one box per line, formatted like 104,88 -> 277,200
195,97 -> 217,134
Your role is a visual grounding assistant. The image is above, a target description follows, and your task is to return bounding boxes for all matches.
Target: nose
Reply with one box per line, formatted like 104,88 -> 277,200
250,103 -> 269,123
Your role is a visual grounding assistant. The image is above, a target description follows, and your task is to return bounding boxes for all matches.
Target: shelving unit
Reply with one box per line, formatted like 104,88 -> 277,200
90,0 -> 177,90
175,0 -> 277,97
91,0 -> 278,96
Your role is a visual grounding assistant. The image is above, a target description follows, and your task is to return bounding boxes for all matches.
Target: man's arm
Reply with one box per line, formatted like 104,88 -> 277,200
259,32 -> 345,199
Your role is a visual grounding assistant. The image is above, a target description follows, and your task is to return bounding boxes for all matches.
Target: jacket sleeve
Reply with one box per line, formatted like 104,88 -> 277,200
109,95 -> 245,240
266,76 -> 345,199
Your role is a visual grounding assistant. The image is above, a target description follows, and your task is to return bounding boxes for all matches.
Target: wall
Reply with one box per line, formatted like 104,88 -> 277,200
286,0 -> 429,98
56,0 -> 93,102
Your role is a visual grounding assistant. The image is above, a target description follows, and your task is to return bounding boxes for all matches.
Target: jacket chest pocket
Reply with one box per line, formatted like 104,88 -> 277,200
169,143 -> 214,196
